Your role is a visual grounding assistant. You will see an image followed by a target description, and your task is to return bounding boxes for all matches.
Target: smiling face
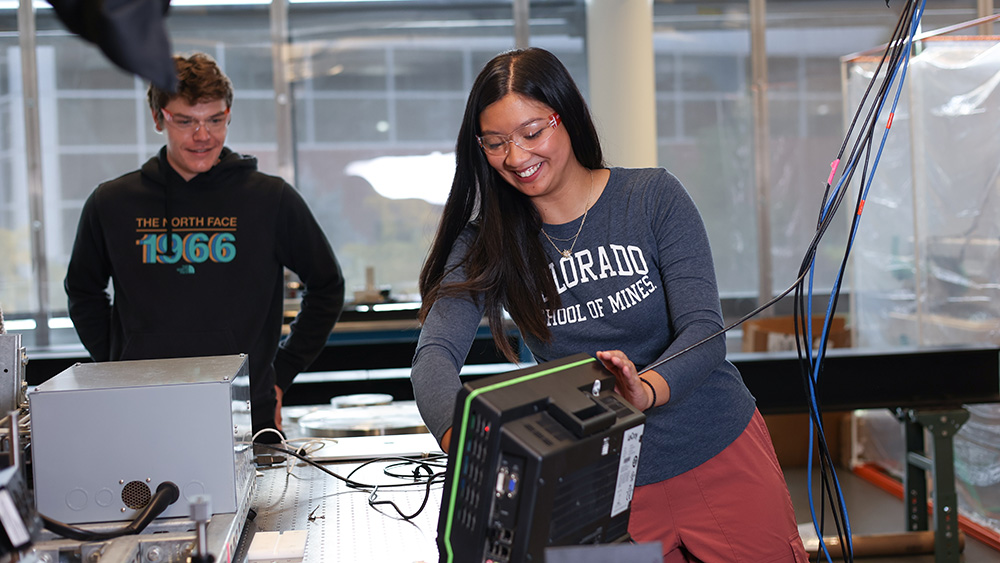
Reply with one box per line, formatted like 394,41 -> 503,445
478,93 -> 583,212
155,98 -> 229,181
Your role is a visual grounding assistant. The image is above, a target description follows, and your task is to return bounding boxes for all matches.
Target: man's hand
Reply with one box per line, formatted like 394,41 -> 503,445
274,385 -> 284,431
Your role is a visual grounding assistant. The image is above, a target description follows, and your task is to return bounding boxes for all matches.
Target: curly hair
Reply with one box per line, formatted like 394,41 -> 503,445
147,52 -> 234,122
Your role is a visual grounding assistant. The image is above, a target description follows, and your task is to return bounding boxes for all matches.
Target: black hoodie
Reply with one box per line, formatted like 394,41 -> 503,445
65,147 -> 345,433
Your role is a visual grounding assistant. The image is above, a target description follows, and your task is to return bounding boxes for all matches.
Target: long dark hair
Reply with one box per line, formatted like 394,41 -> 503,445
418,47 -> 605,362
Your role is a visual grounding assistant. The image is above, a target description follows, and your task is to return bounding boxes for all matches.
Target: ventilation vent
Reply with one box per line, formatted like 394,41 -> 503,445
599,395 -> 632,419
548,455 -> 618,541
457,409 -> 492,533
121,480 -> 151,510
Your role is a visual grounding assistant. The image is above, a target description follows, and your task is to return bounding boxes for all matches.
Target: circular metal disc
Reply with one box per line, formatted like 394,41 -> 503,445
329,393 -> 394,408
297,401 -> 427,438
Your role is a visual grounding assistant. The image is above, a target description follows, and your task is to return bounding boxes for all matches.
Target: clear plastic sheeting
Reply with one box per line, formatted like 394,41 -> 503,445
851,409 -> 905,477
846,35 -> 1000,536
849,38 -> 1000,348
955,404 -> 1000,531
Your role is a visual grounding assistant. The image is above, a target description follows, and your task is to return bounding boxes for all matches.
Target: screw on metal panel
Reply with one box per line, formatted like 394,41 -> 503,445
146,478 -> 151,482
119,480 -> 124,484
121,508 -> 126,513
146,546 -> 162,562
88,551 -> 101,563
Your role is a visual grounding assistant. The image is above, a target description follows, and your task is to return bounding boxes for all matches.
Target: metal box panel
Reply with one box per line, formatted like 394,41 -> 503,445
0,333 -> 26,414
29,355 -> 253,524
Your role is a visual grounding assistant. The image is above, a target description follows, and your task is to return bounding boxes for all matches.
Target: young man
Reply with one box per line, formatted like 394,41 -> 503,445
64,52 -> 345,438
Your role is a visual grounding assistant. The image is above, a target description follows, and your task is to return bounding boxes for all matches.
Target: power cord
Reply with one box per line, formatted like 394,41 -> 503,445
253,442 -> 446,521
40,481 -> 180,541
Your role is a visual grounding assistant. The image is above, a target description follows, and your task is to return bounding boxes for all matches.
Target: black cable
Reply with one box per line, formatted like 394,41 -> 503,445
256,443 -> 445,489
380,458 -> 448,481
792,4 -> 922,561
254,443 -> 446,520
641,3 -> 922,561
345,455 -> 447,484
41,481 -> 180,542
366,473 -> 446,521
344,456 -> 446,520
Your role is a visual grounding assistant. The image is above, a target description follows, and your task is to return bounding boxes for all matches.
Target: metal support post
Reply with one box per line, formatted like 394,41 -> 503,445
895,407 -> 969,563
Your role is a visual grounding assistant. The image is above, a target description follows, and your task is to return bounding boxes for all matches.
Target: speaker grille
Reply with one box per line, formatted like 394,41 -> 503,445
122,480 -> 151,509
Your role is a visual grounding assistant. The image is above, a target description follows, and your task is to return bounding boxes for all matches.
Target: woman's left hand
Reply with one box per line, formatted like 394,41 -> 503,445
596,350 -> 652,410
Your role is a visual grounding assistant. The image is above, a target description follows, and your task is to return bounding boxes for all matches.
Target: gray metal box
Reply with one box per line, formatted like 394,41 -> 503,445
0,333 -> 26,414
29,355 -> 254,524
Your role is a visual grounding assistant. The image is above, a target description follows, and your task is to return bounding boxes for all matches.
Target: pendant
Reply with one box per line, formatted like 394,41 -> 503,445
561,250 -> 571,258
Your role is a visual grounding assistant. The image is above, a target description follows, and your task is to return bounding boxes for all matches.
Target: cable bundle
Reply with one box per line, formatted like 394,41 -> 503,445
639,1 -> 929,561
251,429 -> 447,521
794,1 -> 927,561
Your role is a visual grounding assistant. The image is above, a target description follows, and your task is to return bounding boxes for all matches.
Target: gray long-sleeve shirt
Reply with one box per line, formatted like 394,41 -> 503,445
410,167 -> 756,485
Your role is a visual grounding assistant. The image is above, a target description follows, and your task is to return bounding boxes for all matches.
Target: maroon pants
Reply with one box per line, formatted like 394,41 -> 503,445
628,410 -> 809,562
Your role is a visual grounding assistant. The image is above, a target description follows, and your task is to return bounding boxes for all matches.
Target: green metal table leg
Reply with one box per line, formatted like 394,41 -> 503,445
896,408 -> 969,563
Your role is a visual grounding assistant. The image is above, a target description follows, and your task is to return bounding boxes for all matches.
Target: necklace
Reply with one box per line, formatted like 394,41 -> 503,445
541,170 -> 594,259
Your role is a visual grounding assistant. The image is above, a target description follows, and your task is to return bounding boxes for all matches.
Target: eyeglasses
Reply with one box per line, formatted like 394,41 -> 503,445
160,107 -> 230,133
477,113 -> 560,156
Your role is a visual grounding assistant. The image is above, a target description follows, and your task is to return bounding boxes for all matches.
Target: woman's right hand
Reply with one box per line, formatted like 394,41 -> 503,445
596,349 -> 652,410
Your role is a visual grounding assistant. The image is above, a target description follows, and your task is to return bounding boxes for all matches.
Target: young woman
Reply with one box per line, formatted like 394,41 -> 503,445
410,47 -> 807,562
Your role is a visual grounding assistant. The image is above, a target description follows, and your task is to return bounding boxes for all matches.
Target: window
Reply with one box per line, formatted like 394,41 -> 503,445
0,0 -> 987,349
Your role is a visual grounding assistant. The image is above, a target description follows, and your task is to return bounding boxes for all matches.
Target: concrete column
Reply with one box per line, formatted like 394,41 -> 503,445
585,0 -> 657,167
978,0 -> 994,36
750,0 -> 773,310
18,0 -> 50,345
270,0 -> 296,184
513,0 -> 530,49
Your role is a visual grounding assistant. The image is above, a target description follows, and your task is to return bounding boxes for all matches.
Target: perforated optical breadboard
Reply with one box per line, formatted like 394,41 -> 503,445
251,458 -> 442,562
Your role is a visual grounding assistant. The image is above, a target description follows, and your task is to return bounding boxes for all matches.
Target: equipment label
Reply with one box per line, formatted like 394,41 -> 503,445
0,489 -> 30,548
611,424 -> 644,517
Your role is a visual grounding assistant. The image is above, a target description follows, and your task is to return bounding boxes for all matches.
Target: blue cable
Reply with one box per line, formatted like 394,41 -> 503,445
804,1 -> 927,560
